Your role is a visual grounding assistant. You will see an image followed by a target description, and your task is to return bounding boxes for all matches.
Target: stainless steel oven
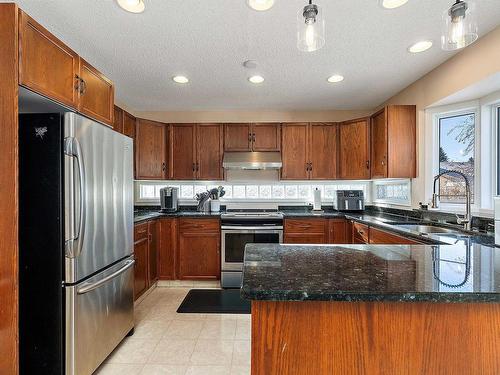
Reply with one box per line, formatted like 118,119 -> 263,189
221,211 -> 283,288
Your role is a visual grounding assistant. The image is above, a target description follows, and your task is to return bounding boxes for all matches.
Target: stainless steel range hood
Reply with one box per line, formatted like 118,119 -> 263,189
223,152 -> 282,170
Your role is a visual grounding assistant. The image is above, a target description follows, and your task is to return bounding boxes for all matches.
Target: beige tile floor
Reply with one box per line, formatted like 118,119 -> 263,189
94,288 -> 251,375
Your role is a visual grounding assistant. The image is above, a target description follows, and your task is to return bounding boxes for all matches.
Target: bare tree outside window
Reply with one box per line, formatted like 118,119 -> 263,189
438,113 -> 475,204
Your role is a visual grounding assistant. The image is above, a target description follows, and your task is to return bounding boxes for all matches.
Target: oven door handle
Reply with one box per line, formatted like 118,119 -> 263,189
221,226 -> 283,230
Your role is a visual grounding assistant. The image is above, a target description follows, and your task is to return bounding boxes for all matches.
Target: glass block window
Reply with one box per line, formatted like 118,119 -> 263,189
136,181 -> 372,204
373,180 -> 411,206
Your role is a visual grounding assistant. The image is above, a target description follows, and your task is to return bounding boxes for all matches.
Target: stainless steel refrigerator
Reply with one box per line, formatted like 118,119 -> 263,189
19,112 -> 134,375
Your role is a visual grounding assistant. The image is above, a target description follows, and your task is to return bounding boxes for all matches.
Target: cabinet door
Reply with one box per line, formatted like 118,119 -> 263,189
158,218 -> 177,280
123,111 -> 136,139
148,220 -> 158,283
113,105 -> 124,133
369,227 -> 421,245
224,124 -> 252,151
19,10 -> 79,108
171,124 -> 196,180
78,58 -> 114,125
284,233 -> 327,244
328,219 -> 349,244
135,119 -> 167,180
134,238 -> 149,300
284,219 -> 327,244
352,222 -> 369,244
387,105 -> 417,178
309,123 -> 338,180
178,220 -> 220,280
281,123 -> 309,180
252,123 -> 281,151
197,124 -> 223,180
339,119 -> 370,180
371,109 -> 388,179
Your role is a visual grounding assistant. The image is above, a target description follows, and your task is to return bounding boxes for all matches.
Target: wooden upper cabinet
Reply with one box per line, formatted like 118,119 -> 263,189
371,105 -> 417,179
281,123 -> 309,180
171,124 -> 196,180
77,58 -> 114,125
252,123 -> 281,151
19,10 -> 79,108
197,124 -> 223,180
113,105 -> 124,133
18,10 -> 115,126
224,123 -> 280,152
135,119 -> 168,180
371,109 -> 387,179
309,123 -> 338,180
339,118 -> 371,180
224,124 -> 252,151
123,111 -> 136,139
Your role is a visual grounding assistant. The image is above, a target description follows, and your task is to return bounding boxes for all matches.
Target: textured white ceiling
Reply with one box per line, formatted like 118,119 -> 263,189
10,0 -> 500,111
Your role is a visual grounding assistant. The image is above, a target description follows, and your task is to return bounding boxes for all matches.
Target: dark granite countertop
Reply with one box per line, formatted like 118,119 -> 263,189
241,241 -> 500,303
134,208 -> 221,223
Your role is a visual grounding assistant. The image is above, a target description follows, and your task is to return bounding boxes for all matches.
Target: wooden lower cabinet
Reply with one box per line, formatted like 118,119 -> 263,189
328,219 -> 350,244
369,227 -> 422,245
134,220 -> 159,300
158,218 -> 177,280
352,222 -> 369,244
133,236 -> 149,299
284,218 -> 328,244
284,218 -> 358,245
148,220 -> 159,283
177,218 -> 220,280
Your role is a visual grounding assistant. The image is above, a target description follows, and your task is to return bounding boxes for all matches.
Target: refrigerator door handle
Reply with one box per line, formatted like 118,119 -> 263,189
64,137 -> 86,258
77,259 -> 135,295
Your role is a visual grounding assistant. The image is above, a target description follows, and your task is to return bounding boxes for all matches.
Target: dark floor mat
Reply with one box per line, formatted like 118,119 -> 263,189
177,289 -> 251,314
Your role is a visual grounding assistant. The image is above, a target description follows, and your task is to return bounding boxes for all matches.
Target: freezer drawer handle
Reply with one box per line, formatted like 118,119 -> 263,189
77,259 -> 135,295
64,137 -> 86,258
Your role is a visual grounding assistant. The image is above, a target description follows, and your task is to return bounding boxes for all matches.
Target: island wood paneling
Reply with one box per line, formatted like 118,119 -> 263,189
0,4 -> 19,375
252,301 -> 500,375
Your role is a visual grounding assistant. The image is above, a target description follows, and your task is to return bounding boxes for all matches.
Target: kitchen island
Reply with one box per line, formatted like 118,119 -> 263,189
241,242 -> 500,375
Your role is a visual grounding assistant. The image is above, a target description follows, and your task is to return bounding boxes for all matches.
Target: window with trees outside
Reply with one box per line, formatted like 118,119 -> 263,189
438,113 -> 475,204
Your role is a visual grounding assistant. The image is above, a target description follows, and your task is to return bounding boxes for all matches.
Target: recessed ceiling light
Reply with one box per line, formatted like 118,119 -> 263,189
380,0 -> 409,9
116,0 -> 145,13
248,75 -> 265,84
247,0 -> 275,11
172,75 -> 189,84
408,40 -> 433,53
327,75 -> 344,83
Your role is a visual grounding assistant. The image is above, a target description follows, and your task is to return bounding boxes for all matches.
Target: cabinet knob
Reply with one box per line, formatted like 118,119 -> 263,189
252,133 -> 256,142
192,163 -> 196,172
162,162 -> 166,172
248,133 -> 252,142
366,160 -> 370,169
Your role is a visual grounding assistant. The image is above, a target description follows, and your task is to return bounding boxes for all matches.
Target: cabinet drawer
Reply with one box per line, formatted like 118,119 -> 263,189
134,222 -> 149,242
179,218 -> 220,233
369,227 -> 422,245
285,219 -> 327,234
352,222 -> 369,244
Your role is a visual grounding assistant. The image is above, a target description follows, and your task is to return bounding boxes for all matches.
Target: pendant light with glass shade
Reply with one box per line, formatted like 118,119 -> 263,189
297,0 -> 325,52
441,0 -> 478,51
